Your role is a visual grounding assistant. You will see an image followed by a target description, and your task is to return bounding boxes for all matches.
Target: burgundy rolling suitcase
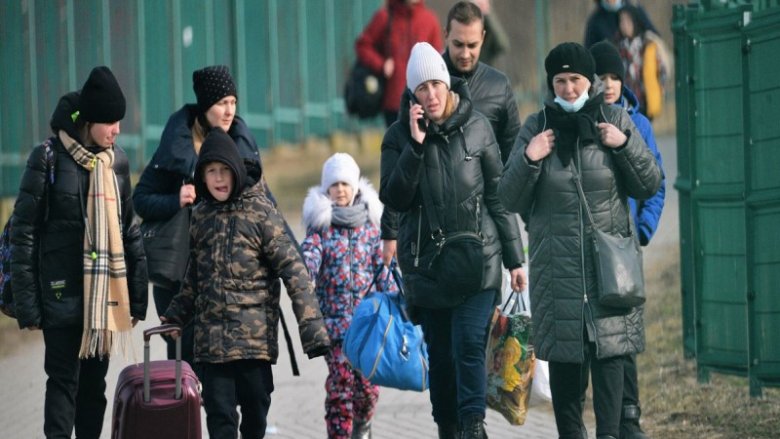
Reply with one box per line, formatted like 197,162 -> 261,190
111,324 -> 202,439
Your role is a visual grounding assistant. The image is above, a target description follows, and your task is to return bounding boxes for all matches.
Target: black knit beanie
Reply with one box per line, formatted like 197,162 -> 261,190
79,66 -> 126,123
195,128 -> 247,202
192,65 -> 238,113
590,41 -> 625,83
544,42 -> 595,92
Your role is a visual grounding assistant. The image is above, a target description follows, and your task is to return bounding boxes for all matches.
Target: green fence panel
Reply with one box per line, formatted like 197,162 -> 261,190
676,1 -> 780,396
0,0 -> 383,197
744,6 -> 780,396
688,4 -> 751,382
672,5 -> 698,358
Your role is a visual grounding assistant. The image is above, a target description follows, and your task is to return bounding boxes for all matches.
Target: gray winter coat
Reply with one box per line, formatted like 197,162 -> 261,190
498,95 -> 661,362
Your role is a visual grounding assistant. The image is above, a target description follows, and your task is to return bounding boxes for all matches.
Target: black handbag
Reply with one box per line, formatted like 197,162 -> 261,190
344,10 -> 391,119
140,206 -> 191,290
344,62 -> 385,119
416,158 -> 484,308
571,165 -> 645,308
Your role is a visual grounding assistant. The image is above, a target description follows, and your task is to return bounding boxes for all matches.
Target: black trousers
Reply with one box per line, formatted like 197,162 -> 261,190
43,327 -> 110,439
548,342 -> 626,439
200,360 -> 274,439
623,353 -> 640,407
153,284 -> 195,365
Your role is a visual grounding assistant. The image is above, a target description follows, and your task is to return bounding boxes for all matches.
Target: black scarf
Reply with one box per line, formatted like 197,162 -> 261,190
545,94 -> 604,167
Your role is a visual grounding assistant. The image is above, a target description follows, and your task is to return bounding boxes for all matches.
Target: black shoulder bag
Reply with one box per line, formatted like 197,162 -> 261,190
418,156 -> 485,307
571,164 -> 645,308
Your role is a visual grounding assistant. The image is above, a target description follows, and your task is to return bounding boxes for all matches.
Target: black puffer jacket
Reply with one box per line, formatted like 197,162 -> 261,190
498,93 -> 662,362
444,50 -> 520,165
132,104 -> 262,222
380,78 -> 524,308
10,92 -> 148,329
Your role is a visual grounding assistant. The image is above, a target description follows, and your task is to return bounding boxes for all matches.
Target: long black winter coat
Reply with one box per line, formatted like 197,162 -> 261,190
10,93 -> 148,329
498,94 -> 662,362
380,78 -> 524,308
132,104 -> 262,222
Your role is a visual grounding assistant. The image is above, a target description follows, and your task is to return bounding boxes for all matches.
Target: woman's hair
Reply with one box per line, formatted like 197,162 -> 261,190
441,91 -> 459,121
619,5 -> 646,38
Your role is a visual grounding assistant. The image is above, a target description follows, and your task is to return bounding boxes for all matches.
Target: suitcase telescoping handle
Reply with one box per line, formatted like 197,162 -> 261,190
143,324 -> 183,402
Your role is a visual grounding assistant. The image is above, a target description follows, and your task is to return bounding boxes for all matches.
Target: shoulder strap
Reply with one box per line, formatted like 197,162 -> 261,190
570,161 -> 634,236
41,138 -> 56,223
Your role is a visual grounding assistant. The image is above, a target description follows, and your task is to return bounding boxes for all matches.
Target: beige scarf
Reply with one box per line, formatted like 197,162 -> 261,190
59,131 -> 132,358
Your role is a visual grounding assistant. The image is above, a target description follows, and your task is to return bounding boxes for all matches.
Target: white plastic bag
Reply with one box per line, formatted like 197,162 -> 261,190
529,357 -> 552,405
505,272 -> 552,406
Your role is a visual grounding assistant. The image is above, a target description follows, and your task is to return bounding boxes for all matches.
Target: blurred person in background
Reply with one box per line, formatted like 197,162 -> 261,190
614,4 -> 672,121
584,0 -> 657,49
355,0 -> 443,128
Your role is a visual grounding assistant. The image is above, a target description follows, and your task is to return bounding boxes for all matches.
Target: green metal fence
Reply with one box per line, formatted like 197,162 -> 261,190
674,1 -> 780,396
0,0 -> 382,197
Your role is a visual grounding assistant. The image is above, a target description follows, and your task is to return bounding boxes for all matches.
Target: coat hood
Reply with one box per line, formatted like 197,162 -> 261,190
149,104 -> 261,178
49,91 -> 83,142
619,84 -> 641,115
302,177 -> 383,230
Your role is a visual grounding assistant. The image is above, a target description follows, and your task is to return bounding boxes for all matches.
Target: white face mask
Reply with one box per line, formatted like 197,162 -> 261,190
601,0 -> 623,12
554,91 -> 590,113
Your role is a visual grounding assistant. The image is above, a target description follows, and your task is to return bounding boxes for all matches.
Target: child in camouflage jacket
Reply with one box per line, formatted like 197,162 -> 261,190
163,128 -> 330,439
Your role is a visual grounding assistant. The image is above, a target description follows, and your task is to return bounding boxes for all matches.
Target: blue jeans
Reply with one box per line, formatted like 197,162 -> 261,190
419,289 -> 496,425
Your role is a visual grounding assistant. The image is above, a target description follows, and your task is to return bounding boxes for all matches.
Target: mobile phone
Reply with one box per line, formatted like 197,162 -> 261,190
409,93 -> 427,132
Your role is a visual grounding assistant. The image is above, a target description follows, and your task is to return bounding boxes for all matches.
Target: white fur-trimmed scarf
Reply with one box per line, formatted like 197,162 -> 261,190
59,131 -> 132,358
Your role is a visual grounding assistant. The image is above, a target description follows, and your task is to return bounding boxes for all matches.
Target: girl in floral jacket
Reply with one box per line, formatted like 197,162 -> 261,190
301,152 -> 391,439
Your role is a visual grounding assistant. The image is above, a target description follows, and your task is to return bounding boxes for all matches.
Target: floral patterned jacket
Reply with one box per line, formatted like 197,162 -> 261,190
301,178 -> 395,341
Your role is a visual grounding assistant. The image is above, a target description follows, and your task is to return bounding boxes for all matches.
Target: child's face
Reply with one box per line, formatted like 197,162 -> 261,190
327,182 -> 354,207
203,161 -> 234,202
600,73 -> 623,105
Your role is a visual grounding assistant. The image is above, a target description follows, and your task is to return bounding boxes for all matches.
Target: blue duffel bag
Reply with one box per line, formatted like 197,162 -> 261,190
344,266 -> 429,392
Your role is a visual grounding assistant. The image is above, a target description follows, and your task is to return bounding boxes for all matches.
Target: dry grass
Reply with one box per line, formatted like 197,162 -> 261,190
639,245 -> 780,438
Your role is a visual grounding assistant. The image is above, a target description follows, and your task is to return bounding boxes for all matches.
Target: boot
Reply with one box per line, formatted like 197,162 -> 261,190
620,404 -> 649,439
351,420 -> 372,439
437,422 -> 459,439
459,415 -> 488,439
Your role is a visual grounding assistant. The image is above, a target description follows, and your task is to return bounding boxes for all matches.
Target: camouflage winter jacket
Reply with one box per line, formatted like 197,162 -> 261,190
165,180 -> 330,364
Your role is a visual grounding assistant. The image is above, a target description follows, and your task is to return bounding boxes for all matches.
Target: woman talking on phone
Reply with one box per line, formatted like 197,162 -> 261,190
379,42 -> 525,439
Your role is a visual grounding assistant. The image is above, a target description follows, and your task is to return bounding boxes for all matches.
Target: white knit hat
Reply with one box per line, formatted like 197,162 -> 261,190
321,152 -> 360,195
406,42 -> 450,93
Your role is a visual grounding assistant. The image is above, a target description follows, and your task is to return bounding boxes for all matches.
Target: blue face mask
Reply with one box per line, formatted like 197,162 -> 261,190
554,91 -> 589,113
601,0 -> 623,12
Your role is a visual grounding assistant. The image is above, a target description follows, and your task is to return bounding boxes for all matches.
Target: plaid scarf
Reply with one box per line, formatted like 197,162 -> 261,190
59,131 -> 132,358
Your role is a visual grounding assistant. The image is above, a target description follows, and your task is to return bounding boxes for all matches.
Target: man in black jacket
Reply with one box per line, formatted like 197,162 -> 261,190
381,1 -> 522,264
443,1 -> 520,166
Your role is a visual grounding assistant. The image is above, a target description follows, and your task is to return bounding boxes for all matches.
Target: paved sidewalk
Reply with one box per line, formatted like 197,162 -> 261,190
0,294 -> 568,439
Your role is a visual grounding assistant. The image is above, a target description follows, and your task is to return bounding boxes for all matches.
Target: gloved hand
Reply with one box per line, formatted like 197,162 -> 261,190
306,344 -> 331,359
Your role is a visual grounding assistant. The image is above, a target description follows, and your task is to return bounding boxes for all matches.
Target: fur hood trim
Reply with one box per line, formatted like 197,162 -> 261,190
302,177 -> 383,230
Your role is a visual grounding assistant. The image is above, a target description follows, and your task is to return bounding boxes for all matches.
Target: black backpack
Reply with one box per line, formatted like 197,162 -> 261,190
0,139 -> 55,318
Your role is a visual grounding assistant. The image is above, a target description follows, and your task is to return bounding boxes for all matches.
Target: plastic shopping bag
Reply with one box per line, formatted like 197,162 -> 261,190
486,290 -> 535,425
